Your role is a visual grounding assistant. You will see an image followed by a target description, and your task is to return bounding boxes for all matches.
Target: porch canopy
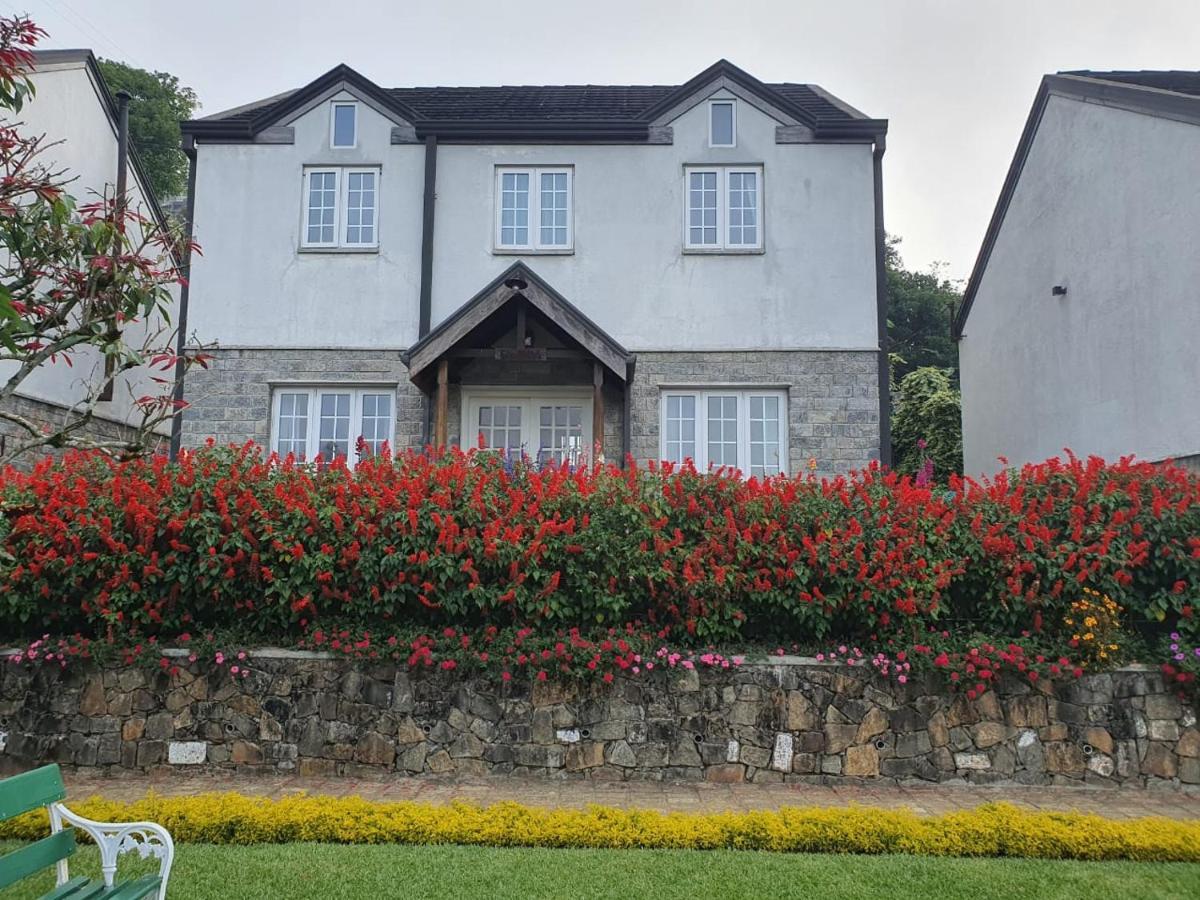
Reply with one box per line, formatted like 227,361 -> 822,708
403,262 -> 633,457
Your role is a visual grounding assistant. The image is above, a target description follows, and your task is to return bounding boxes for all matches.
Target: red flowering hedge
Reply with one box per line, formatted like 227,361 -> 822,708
1,445 -> 1197,659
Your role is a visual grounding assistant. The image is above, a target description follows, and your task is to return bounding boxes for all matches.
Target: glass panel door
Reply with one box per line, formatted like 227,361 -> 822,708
317,392 -> 351,460
538,404 -> 584,466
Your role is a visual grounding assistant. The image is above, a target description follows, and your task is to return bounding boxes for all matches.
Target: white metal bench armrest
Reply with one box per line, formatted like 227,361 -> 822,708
49,801 -> 174,900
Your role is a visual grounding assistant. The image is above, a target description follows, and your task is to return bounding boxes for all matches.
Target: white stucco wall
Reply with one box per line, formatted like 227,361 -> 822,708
188,86 -> 879,353
2,60 -> 179,433
960,94 -> 1200,474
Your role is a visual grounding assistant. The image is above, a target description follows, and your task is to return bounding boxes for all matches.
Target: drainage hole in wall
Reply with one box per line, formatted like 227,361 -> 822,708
874,739 -> 887,751
580,729 -> 591,739
1082,743 -> 1094,756
421,724 -> 432,735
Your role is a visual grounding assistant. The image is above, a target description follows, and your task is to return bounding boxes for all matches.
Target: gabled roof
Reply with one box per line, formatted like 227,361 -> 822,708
27,50 -> 176,248
403,262 -> 632,386
183,59 -> 884,143
954,70 -> 1200,339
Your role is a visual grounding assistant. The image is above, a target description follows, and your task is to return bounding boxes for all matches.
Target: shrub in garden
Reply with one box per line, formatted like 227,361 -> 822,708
0,444 -> 1197,683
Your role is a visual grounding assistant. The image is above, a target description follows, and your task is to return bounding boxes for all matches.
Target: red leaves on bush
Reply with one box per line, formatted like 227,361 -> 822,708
0,445 -> 1197,653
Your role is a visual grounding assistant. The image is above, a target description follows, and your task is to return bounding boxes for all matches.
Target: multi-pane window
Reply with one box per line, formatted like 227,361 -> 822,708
683,166 -> 763,251
687,171 -> 718,247
271,387 -> 395,461
466,394 -> 591,466
302,167 -> 380,249
495,167 -> 572,251
660,389 -> 787,476
709,100 -> 735,147
663,394 -> 696,465
331,102 -> 357,148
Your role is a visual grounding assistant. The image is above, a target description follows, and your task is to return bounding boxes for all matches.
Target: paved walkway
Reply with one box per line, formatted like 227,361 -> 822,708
62,773 -> 1200,820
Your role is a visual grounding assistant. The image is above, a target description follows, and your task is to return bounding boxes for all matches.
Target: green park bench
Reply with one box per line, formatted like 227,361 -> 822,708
0,764 -> 173,898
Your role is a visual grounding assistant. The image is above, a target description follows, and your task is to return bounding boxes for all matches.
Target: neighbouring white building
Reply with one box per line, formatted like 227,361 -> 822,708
957,70 -> 1200,474
0,50 -> 179,462
179,60 -> 890,474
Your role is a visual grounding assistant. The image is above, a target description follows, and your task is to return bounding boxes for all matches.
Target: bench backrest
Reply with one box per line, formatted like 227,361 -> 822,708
0,764 -> 76,891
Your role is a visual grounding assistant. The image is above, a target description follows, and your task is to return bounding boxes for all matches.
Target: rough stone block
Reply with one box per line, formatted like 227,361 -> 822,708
845,743 -> 879,777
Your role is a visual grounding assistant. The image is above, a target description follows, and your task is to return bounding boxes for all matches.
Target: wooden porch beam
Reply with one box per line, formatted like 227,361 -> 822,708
434,359 -> 449,448
593,362 -> 604,463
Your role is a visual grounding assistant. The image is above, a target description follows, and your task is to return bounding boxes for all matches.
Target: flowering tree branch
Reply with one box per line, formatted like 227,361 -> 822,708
0,15 -> 208,463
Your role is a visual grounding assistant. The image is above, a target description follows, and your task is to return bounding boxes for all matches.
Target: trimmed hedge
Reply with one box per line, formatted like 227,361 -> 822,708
1,444 -> 1197,656
1,795 -> 1198,861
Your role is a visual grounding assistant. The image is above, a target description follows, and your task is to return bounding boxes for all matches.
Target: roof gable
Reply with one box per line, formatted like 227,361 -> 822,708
954,71 -> 1200,339
404,262 -> 631,387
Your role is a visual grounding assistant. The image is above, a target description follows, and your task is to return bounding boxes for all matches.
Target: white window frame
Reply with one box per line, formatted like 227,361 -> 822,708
301,167 -> 380,250
461,387 -> 593,465
494,166 -> 574,253
330,101 -> 358,148
658,388 -> 788,476
270,386 -> 396,462
708,99 -> 736,148
683,165 -> 764,252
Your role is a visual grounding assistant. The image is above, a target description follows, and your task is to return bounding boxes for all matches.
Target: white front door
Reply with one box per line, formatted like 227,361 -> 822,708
463,389 -> 593,465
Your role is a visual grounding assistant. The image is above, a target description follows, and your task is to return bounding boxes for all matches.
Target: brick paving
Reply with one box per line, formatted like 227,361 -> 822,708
60,772 -> 1200,820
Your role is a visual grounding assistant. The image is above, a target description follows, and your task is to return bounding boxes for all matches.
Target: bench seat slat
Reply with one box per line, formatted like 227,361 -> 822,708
0,829 -> 76,890
100,874 -> 163,900
0,764 -> 67,819
40,875 -> 107,899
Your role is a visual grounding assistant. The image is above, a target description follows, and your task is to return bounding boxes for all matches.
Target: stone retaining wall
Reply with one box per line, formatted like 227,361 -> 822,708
1,653 -> 1196,788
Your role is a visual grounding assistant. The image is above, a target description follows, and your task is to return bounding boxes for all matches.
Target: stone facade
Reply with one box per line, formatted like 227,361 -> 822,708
2,654 -> 1194,789
182,348 -> 881,475
180,348 -> 426,452
629,351 -> 881,475
0,394 -> 167,472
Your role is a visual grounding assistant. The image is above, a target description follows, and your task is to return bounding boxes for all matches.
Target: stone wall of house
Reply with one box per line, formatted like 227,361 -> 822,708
180,348 -> 427,452
1,653 -> 1195,788
628,350 -> 881,476
0,394 -> 166,472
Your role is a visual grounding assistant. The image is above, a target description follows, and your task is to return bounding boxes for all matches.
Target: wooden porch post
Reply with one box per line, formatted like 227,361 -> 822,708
592,362 -> 605,463
435,359 -> 449,448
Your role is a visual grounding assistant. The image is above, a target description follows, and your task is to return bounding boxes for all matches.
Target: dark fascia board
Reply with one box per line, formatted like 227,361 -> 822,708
636,58 -> 887,139
953,73 -> 1200,339
181,63 -> 422,140
403,260 -> 633,377
29,50 -> 179,265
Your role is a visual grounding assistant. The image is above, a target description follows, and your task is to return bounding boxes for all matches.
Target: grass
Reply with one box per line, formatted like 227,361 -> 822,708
4,842 -> 1200,900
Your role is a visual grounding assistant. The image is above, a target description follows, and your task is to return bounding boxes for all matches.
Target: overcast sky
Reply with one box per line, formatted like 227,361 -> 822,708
20,0 -> 1200,281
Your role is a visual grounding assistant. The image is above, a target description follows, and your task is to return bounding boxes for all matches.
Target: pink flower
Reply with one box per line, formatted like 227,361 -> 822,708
230,665 -> 239,675
897,675 -> 908,684
681,660 -> 694,670
816,653 -> 825,662
237,651 -> 247,660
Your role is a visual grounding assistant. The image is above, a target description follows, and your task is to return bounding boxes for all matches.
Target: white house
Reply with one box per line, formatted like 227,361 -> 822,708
179,60 -> 889,474
0,50 -> 179,461
956,71 -> 1200,474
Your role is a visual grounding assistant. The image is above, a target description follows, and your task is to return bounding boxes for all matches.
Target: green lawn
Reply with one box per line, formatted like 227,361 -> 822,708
4,842 -> 1200,899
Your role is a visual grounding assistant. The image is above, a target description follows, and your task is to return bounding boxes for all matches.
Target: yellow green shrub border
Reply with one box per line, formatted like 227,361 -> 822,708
2,794 -> 1198,862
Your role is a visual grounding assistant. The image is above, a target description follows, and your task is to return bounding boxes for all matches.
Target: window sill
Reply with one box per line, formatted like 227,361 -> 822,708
298,246 -> 380,255
682,247 -> 765,256
492,248 -> 575,256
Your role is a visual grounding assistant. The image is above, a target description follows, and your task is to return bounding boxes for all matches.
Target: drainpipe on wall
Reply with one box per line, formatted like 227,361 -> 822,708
99,90 -> 131,403
872,134 -> 892,467
418,135 -> 438,447
168,136 -> 199,461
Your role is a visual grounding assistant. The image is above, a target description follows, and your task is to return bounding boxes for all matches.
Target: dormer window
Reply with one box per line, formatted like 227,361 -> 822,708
331,102 -> 357,148
709,100 -> 735,147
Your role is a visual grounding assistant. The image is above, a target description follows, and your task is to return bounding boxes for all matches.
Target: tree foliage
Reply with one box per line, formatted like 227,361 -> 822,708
0,15 -> 205,460
892,366 -> 962,479
886,235 -> 961,382
97,59 -> 198,201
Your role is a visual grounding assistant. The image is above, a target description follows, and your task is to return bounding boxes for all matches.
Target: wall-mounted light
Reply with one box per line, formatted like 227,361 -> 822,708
1051,285 -> 1068,297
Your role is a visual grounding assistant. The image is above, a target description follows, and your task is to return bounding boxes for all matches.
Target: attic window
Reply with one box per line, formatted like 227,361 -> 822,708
709,100 -> 735,147
331,102 -> 357,148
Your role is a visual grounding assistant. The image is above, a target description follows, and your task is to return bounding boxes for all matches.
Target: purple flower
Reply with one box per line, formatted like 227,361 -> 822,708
917,438 -> 927,450
1174,653 -> 1185,661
